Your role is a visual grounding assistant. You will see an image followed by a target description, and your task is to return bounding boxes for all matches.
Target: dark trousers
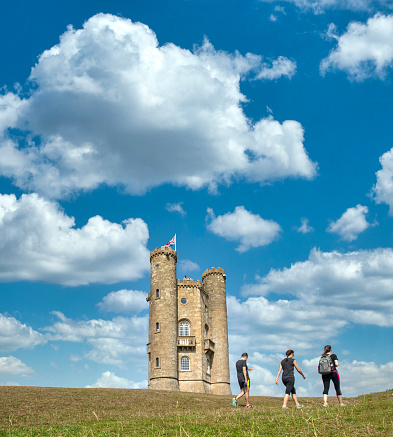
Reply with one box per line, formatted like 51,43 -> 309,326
322,371 -> 342,396
282,377 -> 296,395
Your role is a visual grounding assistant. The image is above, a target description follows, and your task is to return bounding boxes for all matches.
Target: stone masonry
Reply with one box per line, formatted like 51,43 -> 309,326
146,247 -> 231,395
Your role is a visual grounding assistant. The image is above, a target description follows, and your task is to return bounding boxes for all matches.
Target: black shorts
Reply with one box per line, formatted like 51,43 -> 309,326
282,377 -> 296,395
238,379 -> 250,390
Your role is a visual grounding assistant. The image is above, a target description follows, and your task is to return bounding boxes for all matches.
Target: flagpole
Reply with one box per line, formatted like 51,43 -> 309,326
175,234 -> 177,252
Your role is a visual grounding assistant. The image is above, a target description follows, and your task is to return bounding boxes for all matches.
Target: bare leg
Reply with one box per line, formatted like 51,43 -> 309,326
292,393 -> 299,405
323,394 -> 328,405
283,394 -> 290,407
337,395 -> 344,405
245,387 -> 250,406
235,389 -> 245,401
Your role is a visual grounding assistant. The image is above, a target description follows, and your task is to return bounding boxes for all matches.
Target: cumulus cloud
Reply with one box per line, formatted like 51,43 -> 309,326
321,14 -> 393,81
207,206 -> 281,252
0,356 -> 35,376
0,314 -> 46,352
372,147 -> 393,214
178,259 -> 200,274
166,202 -> 186,216
0,13 -> 316,199
86,371 -> 147,389
228,295 -> 348,353
296,217 -> 314,234
242,247 -> 393,326
327,204 -> 372,241
97,289 -> 148,313
301,357 -> 393,396
255,57 -> 297,80
44,312 -> 148,367
0,193 -> 149,285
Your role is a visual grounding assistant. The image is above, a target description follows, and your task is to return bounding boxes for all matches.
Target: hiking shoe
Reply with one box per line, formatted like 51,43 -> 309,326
245,405 -> 253,409
282,405 -> 288,409
323,403 -> 328,407
232,398 -> 237,408
339,403 -> 346,407
296,404 -> 303,409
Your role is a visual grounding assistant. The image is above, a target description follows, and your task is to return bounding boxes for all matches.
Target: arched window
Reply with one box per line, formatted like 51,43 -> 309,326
156,289 -> 160,298
205,325 -> 209,339
156,357 -> 160,367
156,322 -> 160,332
180,356 -> 190,371
206,356 -> 211,375
178,321 -> 190,336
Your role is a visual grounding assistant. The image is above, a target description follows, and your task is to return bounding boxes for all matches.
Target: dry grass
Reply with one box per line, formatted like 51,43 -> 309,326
1,386 -> 392,436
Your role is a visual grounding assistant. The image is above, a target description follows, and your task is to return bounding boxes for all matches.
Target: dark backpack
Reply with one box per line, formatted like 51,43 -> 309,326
318,355 -> 333,375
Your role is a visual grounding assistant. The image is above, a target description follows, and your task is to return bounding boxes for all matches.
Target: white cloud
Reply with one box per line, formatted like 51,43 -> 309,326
44,312 -> 148,367
242,247 -> 393,326
178,259 -> 200,274
0,193 -> 149,285
97,289 -> 148,313
296,217 -> 314,234
166,202 -> 186,216
301,357 -> 393,397
0,13 -> 316,199
86,371 -> 147,389
372,147 -> 393,214
321,14 -> 393,81
255,57 -> 297,80
0,356 -> 35,376
207,206 -> 281,252
327,204 -> 372,241
0,314 -> 46,352
261,0 -> 388,14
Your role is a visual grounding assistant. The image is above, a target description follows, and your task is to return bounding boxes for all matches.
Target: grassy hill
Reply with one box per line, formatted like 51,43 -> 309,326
0,386 -> 392,436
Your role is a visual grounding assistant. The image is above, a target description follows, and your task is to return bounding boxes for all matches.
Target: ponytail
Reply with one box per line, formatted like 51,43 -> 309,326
285,349 -> 294,361
322,345 -> 331,356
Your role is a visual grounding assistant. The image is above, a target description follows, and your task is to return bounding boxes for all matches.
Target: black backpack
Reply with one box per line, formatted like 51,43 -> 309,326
318,355 -> 333,375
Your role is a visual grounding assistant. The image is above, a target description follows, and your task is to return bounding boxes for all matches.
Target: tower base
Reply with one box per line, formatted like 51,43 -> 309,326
212,382 -> 232,396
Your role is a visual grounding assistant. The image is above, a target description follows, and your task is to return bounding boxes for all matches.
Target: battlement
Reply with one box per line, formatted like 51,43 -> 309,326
150,246 -> 177,263
177,278 -> 203,288
202,267 -> 226,281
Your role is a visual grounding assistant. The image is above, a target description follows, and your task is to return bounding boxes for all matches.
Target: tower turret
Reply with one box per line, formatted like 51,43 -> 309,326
147,247 -> 179,391
202,267 -> 231,395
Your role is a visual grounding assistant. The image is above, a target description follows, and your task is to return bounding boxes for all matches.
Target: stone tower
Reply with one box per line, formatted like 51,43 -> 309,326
146,247 -> 231,395
147,247 -> 179,391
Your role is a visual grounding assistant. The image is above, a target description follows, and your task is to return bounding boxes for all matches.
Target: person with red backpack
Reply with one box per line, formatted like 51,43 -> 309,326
318,345 -> 345,407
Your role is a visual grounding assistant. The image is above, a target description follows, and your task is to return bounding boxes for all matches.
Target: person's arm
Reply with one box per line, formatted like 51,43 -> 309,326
243,365 -> 248,381
332,354 -> 339,367
294,360 -> 306,379
275,363 -> 282,385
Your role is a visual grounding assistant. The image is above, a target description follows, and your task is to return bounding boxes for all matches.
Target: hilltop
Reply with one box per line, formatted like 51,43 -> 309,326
1,386 -> 392,436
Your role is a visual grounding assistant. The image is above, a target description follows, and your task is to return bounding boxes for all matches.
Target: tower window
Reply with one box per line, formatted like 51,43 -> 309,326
180,356 -> 190,371
205,325 -> 209,339
156,289 -> 160,299
180,298 -> 187,304
156,357 -> 160,368
156,322 -> 160,332
178,321 -> 190,336
206,356 -> 211,375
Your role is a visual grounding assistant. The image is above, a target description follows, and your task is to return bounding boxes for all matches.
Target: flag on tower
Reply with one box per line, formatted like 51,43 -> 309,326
164,234 -> 176,251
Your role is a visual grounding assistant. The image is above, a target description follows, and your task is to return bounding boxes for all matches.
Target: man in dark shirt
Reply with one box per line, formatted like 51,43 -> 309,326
232,352 -> 253,408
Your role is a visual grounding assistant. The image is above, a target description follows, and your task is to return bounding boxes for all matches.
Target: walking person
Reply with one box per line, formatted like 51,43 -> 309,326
319,345 -> 345,407
232,353 -> 253,408
276,349 -> 306,409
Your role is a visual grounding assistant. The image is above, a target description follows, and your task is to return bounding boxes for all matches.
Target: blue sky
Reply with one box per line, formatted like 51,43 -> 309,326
1,0 -> 393,398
